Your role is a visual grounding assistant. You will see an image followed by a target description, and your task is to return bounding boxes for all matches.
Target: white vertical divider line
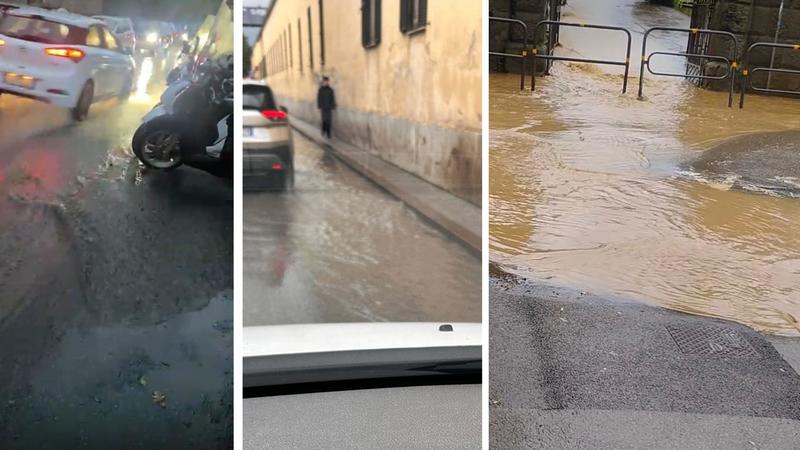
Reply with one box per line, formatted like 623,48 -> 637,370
232,0 -> 243,448
481,0 -> 489,448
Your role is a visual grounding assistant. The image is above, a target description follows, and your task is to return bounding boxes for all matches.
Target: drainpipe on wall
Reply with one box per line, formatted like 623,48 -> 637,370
766,0 -> 785,91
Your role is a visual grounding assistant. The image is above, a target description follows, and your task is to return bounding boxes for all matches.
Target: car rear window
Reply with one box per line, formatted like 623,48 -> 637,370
0,14 -> 86,45
243,85 -> 277,110
134,20 -> 158,33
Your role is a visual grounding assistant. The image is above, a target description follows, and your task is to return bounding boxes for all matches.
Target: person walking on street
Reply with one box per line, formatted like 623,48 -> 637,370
317,76 -> 336,139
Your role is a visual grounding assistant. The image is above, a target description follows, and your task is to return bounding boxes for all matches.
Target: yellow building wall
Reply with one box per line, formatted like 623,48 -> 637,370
253,0 -> 482,204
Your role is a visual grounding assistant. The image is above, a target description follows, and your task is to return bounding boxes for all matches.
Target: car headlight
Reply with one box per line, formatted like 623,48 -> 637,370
146,32 -> 158,43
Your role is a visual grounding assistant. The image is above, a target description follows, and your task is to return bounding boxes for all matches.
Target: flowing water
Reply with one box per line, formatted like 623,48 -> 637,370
490,0 -> 800,335
244,132 -> 481,325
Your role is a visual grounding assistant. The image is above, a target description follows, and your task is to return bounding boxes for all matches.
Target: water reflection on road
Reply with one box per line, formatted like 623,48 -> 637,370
490,0 -> 800,335
0,64 -> 233,446
244,132 -> 481,325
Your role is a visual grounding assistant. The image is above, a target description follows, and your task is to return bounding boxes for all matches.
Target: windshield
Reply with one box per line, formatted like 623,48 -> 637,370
243,85 -> 276,110
243,0 -> 481,338
0,14 -> 86,45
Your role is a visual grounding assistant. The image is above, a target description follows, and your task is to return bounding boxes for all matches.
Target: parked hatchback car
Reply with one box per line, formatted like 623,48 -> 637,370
93,15 -> 136,53
0,7 -> 135,120
243,80 -> 294,191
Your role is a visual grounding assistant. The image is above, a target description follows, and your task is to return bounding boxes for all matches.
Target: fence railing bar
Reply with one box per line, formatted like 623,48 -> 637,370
740,42 -> 800,108
489,16 -> 532,91
532,20 -> 632,93
639,27 -> 738,107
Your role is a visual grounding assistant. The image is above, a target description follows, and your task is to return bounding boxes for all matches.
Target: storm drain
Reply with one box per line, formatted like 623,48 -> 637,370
666,324 -> 759,357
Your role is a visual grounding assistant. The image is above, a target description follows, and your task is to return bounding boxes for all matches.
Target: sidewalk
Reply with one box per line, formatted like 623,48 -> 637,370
290,116 -> 481,253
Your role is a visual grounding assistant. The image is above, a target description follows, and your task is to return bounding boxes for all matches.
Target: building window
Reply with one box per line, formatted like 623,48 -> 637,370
307,7 -> 314,71
318,0 -> 325,66
297,19 -> 303,73
400,0 -> 426,34
361,0 -> 381,48
282,30 -> 288,71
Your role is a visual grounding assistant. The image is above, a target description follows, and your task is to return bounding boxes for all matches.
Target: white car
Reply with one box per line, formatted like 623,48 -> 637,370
0,7 -> 135,121
92,15 -> 136,53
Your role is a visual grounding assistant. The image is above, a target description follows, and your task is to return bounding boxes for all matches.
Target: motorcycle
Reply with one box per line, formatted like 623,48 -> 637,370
132,55 -> 233,179
166,41 -> 196,85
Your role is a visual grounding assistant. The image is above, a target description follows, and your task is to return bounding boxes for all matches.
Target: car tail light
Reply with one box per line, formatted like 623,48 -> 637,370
272,164 -> 283,170
45,47 -> 85,62
262,110 -> 288,122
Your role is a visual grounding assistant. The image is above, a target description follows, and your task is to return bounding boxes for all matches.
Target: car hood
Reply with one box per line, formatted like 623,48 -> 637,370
244,322 -> 481,388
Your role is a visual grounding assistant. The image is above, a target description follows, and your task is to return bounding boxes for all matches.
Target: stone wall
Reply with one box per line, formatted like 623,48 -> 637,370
707,0 -> 800,93
489,0 -> 558,74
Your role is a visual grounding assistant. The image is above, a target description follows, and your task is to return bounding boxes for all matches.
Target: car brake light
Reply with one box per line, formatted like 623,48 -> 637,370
272,164 -> 283,170
45,47 -> 85,62
261,110 -> 288,122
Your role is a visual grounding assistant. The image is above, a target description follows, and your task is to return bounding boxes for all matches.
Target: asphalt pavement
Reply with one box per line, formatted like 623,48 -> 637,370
490,268 -> 800,449
0,88 -> 232,447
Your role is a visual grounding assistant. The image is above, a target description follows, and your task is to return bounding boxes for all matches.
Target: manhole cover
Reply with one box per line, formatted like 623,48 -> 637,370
666,325 -> 759,357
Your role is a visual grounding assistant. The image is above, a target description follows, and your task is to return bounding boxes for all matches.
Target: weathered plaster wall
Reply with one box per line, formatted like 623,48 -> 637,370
253,0 -> 482,205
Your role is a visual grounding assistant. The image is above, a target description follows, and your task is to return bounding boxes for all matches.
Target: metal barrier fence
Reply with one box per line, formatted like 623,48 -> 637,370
489,18 -> 800,109
532,20 -> 632,93
638,27 -> 739,107
488,17 -> 533,91
739,42 -> 800,108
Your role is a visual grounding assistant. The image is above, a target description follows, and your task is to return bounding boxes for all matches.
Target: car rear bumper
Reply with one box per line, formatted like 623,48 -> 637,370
244,143 -> 293,177
0,83 -> 78,108
0,66 -> 82,108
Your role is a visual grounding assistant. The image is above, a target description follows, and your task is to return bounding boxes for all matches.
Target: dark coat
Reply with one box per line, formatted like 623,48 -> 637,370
317,85 -> 336,113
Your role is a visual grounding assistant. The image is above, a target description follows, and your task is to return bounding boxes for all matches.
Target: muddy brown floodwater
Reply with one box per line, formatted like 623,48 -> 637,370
490,0 -> 800,335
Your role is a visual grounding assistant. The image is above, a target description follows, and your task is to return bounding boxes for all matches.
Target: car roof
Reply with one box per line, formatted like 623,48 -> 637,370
8,7 -> 105,28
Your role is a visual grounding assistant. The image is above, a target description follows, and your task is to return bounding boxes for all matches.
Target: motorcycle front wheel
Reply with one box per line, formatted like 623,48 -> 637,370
132,118 -> 184,170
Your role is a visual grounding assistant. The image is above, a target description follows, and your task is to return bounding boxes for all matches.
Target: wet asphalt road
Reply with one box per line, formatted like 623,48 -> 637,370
0,90 -> 232,447
243,130 -> 481,325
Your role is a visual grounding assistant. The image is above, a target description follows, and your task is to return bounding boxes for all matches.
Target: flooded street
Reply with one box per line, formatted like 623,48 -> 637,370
0,73 -> 232,447
490,0 -> 800,335
244,131 -> 481,325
